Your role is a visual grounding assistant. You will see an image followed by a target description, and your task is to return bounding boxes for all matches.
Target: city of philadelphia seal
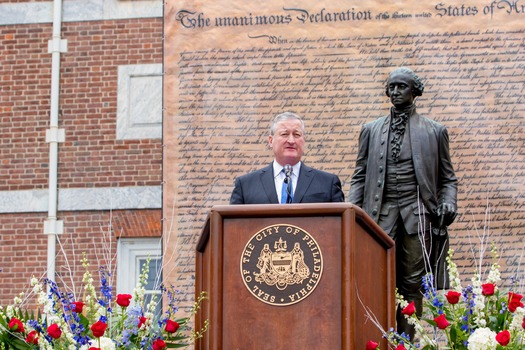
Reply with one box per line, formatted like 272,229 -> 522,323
240,224 -> 323,306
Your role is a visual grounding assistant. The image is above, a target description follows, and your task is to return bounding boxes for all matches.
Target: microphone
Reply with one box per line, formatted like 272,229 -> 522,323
284,164 -> 293,180
283,164 -> 293,203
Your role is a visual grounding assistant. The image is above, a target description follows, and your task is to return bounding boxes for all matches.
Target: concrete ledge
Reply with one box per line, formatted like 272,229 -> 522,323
0,186 -> 162,213
0,0 -> 162,25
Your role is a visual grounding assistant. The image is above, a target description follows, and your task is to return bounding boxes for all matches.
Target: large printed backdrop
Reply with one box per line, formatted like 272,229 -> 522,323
163,0 -> 525,306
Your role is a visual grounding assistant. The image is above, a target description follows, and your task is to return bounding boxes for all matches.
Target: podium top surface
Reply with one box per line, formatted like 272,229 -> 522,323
196,203 -> 393,252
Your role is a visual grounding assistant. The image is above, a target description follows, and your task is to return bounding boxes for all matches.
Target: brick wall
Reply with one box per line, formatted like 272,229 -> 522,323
0,18 -> 163,192
0,16 -> 164,305
0,24 -> 51,191
59,19 -> 163,189
0,210 -> 162,306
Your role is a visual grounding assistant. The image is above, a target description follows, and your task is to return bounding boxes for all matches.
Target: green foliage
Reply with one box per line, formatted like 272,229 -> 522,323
0,258 -> 208,350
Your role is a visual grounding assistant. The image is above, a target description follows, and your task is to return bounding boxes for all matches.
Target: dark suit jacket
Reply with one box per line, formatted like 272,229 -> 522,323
349,109 -> 458,233
230,163 -> 344,204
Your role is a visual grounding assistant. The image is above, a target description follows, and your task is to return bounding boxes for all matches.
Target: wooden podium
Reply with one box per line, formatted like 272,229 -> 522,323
195,203 -> 395,349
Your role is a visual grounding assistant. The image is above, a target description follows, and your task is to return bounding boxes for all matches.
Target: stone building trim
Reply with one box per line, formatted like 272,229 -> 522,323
0,186 -> 161,213
0,0 -> 162,25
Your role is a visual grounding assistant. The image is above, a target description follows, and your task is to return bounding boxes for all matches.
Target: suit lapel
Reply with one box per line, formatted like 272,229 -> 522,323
260,164 -> 279,203
293,163 -> 314,203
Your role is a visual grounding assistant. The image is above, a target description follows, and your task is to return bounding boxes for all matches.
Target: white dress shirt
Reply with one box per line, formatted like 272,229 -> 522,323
273,160 -> 300,203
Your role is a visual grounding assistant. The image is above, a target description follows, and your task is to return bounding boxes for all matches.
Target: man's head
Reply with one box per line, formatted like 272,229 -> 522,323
269,112 -> 305,166
385,67 -> 424,109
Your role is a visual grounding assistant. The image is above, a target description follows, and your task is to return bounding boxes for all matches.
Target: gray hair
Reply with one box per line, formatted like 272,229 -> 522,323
270,112 -> 305,135
385,67 -> 425,97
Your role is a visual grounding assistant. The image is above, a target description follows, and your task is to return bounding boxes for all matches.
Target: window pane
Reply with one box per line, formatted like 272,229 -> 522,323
139,257 -> 162,290
144,293 -> 163,319
138,257 -> 163,317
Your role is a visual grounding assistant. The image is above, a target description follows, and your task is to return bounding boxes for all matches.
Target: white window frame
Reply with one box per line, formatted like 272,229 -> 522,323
116,237 -> 163,300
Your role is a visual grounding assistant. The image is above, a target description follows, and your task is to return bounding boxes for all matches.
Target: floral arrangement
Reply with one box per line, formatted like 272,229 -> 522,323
365,244 -> 525,350
0,255 -> 208,350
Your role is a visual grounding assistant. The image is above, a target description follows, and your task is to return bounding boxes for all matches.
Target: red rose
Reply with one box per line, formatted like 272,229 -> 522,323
26,330 -> 39,345
152,339 -> 167,350
165,319 -> 180,333
401,301 -> 416,316
522,316 -> 525,330
116,294 -> 133,307
496,330 -> 511,346
396,344 -> 406,350
434,314 -> 450,329
72,301 -> 85,313
445,290 -> 462,304
481,283 -> 496,296
47,323 -> 62,339
508,292 -> 524,312
8,318 -> 25,333
91,321 -> 108,338
366,340 -> 379,349
89,348 -> 101,350
138,316 -> 148,328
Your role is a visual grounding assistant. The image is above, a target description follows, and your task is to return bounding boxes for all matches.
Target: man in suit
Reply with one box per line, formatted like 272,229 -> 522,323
348,67 -> 458,339
230,112 -> 344,204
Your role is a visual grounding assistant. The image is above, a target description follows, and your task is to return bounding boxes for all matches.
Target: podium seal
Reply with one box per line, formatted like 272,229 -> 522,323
240,224 -> 323,306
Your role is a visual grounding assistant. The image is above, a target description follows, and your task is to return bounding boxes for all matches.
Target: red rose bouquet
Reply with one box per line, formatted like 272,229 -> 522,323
366,243 -> 525,349
0,256 -> 208,349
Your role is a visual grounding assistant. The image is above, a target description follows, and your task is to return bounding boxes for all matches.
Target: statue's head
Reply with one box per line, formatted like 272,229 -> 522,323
385,67 -> 424,98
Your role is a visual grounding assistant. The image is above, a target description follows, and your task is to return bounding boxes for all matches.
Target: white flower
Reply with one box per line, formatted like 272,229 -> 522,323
80,337 -> 116,350
472,296 -> 486,327
13,293 -> 24,305
486,266 -> 500,284
486,244 -> 501,284
471,275 -> 488,328
144,310 -> 155,320
447,250 -> 462,290
475,317 -> 487,327
39,338 -> 54,350
417,335 -> 437,348
5,305 -> 14,318
47,314 -> 60,324
467,327 -> 498,350
146,297 -> 158,315
509,306 -> 525,331
134,284 -> 146,303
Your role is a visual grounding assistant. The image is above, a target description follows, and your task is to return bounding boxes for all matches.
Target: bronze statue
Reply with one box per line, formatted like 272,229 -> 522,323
349,67 -> 458,339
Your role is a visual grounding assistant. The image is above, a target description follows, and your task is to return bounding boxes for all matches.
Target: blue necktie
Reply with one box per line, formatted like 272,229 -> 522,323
280,169 -> 293,204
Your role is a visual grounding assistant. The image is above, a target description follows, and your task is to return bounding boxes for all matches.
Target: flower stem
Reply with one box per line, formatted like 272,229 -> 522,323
445,329 -> 455,350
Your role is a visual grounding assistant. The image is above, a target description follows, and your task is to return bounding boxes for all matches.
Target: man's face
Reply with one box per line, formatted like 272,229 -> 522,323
387,71 -> 415,108
269,119 -> 305,166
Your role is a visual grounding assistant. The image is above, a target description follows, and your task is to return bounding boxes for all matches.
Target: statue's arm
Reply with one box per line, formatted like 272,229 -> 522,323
348,126 -> 370,207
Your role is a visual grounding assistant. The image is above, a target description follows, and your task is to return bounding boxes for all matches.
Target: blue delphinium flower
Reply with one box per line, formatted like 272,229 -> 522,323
120,329 -> 133,347
161,284 -> 181,320
118,304 -> 143,347
461,284 -> 475,334
98,266 -> 113,315
422,274 -> 444,313
43,279 -> 91,345
70,309 -> 89,345
28,318 -> 53,343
